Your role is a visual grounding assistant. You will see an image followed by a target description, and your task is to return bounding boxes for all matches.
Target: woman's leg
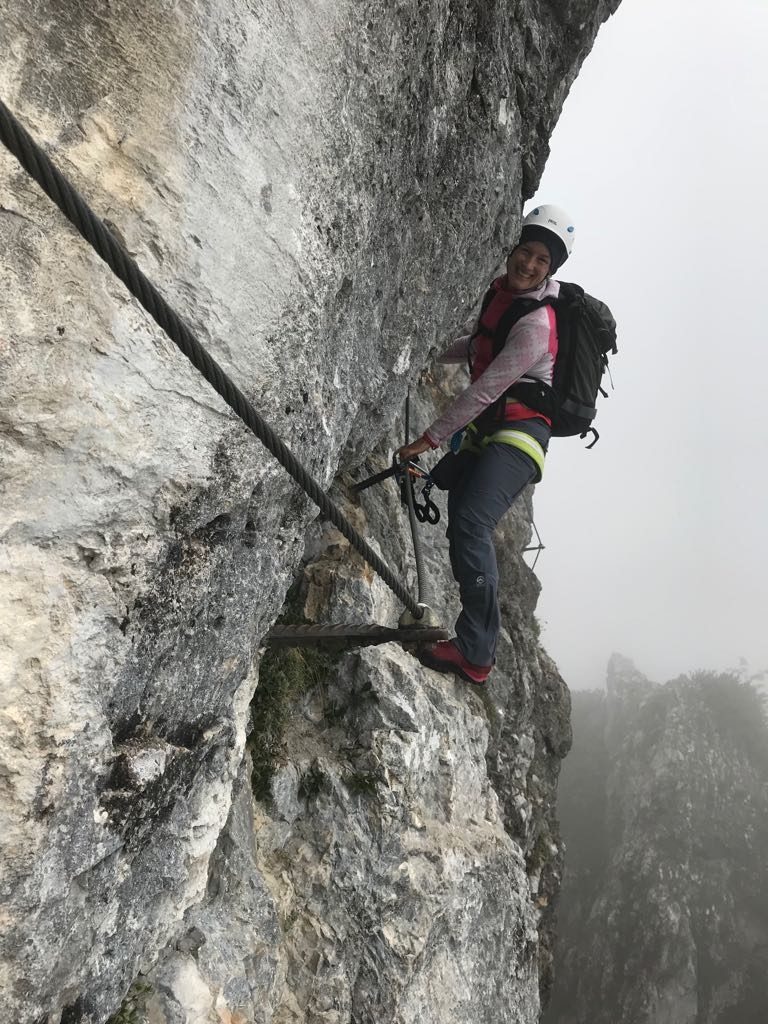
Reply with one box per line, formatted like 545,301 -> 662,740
446,453 -> 475,582
448,442 -> 537,665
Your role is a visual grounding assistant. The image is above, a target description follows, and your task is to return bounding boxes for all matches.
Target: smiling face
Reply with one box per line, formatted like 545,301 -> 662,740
505,240 -> 552,291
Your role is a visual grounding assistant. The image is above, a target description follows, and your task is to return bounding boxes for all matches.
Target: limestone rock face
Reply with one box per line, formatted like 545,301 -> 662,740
258,644 -> 540,1024
546,655 -> 768,1024
132,364 -> 572,1022
1,1 -> 618,1021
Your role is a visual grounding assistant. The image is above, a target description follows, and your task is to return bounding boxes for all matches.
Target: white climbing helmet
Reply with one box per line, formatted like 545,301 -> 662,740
521,204 -> 576,264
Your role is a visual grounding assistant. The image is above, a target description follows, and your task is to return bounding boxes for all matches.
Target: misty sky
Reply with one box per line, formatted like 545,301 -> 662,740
528,0 -> 768,689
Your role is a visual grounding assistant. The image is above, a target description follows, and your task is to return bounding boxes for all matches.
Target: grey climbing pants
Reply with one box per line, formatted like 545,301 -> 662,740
446,420 -> 550,666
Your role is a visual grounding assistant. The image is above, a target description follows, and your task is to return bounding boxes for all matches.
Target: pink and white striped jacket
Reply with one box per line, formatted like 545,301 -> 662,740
424,276 -> 560,447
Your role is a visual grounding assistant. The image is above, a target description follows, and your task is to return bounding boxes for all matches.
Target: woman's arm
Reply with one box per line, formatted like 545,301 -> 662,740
436,334 -> 473,364
422,311 -> 552,446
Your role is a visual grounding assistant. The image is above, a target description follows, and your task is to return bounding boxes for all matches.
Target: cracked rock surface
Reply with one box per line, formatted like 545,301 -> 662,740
1,1 -> 618,1021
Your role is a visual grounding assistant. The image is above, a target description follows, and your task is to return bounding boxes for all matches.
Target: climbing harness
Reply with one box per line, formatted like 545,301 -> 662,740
0,97 -> 437,632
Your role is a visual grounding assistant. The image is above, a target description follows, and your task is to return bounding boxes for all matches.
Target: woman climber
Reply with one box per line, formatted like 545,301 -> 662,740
397,204 -> 574,686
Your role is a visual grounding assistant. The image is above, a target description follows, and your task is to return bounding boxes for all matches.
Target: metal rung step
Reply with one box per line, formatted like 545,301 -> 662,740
264,623 -> 449,650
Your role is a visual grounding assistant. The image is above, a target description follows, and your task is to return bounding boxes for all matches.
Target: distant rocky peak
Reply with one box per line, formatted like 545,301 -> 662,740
548,663 -> 768,1024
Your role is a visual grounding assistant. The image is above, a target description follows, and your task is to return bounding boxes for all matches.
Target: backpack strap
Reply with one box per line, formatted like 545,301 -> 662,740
470,293 -> 556,432
466,285 -> 498,374
583,427 -> 599,449
491,295 -> 552,357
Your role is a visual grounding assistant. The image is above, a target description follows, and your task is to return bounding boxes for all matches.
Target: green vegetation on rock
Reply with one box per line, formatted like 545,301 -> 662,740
105,979 -> 152,1024
249,643 -> 339,801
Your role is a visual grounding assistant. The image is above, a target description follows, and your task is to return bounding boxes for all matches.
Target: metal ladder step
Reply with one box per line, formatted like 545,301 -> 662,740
264,622 -> 449,650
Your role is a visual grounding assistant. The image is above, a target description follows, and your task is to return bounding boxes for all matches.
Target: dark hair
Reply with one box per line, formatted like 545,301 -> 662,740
516,225 -> 567,273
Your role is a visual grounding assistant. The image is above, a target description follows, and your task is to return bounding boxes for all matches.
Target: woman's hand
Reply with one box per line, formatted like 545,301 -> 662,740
396,434 -> 433,462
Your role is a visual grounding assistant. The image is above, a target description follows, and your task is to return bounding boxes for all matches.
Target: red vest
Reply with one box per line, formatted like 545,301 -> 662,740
470,280 -> 558,426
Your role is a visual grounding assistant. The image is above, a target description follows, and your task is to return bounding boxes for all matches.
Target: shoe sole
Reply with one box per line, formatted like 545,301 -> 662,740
417,649 -> 488,686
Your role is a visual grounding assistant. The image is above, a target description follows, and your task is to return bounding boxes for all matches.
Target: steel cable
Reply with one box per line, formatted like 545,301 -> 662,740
0,97 -> 420,616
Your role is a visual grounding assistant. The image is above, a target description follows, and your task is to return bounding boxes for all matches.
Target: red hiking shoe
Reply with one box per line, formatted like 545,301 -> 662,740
417,640 -> 491,686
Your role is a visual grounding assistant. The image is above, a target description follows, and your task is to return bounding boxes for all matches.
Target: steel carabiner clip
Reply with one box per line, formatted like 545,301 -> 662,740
414,480 -> 440,525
